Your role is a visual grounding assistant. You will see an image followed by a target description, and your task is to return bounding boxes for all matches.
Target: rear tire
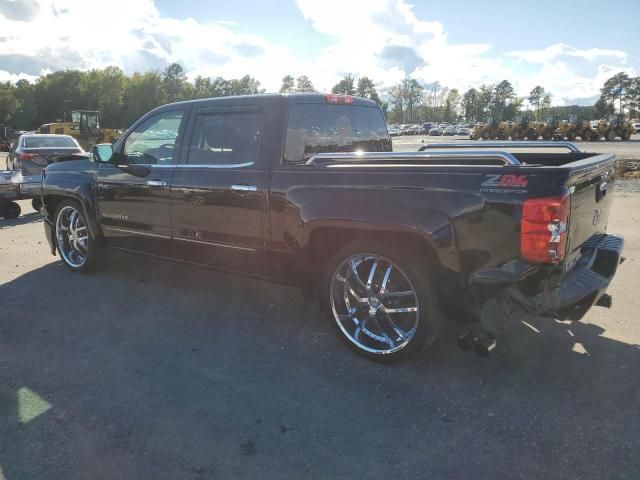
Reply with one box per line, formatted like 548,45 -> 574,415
54,199 -> 99,273
321,239 -> 443,362
2,201 -> 21,219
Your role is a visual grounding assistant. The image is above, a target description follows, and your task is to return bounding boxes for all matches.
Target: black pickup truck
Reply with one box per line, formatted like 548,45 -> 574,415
40,93 -> 624,360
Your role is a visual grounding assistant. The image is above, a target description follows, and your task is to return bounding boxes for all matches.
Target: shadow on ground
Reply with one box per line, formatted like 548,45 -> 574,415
1,252 -> 638,479
0,211 -> 42,229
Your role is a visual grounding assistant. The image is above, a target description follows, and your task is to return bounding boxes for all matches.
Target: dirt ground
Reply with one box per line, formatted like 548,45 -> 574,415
1,190 -> 639,478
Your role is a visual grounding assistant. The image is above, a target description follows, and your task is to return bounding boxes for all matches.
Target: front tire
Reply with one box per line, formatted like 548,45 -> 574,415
54,200 -> 98,273
322,240 -> 443,361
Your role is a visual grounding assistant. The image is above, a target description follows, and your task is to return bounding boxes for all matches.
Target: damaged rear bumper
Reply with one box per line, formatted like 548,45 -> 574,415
473,234 -> 624,321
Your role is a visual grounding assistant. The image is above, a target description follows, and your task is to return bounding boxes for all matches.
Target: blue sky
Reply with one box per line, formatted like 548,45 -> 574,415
0,0 -> 638,105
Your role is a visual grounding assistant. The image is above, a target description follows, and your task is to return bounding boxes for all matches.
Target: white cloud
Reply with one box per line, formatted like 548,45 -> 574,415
507,43 -> 628,63
0,0 -> 636,106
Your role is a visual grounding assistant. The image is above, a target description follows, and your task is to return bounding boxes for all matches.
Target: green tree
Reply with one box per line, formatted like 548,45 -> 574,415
355,76 -> 380,104
600,72 -> 631,114
229,75 -> 264,95
443,88 -> 461,123
121,71 -> 165,127
279,75 -> 295,93
295,75 -> 315,92
492,80 -> 515,120
462,88 -> 479,121
162,63 -> 187,103
528,86 -> 545,120
0,82 -> 17,124
478,84 -> 494,120
332,74 -> 356,95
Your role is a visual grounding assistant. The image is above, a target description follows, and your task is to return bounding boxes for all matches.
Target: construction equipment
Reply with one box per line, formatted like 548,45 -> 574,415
0,126 -> 18,152
471,117 -> 501,140
495,120 -> 512,140
509,116 -> 538,140
555,114 -> 594,141
592,114 -> 634,141
38,110 -> 122,150
534,115 -> 560,141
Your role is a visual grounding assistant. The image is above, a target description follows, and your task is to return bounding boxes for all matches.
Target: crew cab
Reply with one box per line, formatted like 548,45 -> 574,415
40,94 -> 624,360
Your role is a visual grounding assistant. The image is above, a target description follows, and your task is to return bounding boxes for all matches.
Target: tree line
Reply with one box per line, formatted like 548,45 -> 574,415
0,63 -> 266,130
386,73 -> 640,124
0,63 -> 638,131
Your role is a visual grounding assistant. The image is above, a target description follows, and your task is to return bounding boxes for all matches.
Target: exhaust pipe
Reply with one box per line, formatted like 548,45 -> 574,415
473,336 -> 496,358
457,332 -> 496,357
457,332 -> 478,352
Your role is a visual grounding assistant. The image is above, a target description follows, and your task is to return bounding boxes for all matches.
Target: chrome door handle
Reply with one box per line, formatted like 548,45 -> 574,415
231,184 -> 257,192
146,180 -> 167,187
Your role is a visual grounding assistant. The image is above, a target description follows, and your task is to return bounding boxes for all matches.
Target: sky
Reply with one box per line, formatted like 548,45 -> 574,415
0,0 -> 638,106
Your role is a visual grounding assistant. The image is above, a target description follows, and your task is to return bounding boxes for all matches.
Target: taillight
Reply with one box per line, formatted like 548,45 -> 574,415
520,194 -> 570,264
325,93 -> 354,104
18,152 -> 34,160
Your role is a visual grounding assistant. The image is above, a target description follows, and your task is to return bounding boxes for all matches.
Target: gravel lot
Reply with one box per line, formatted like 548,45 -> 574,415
1,154 -> 640,479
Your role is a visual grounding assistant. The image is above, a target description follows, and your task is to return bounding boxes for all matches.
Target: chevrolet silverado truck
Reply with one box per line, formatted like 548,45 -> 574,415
40,93 -> 624,360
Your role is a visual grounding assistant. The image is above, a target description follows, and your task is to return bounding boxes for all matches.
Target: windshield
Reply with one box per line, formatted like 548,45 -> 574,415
23,136 -> 79,148
284,104 -> 390,164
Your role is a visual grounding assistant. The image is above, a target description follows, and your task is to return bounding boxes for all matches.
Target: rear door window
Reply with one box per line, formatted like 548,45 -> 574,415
187,112 -> 261,167
284,104 -> 390,165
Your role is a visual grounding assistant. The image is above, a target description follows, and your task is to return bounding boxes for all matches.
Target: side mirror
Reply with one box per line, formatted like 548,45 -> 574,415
92,143 -> 114,163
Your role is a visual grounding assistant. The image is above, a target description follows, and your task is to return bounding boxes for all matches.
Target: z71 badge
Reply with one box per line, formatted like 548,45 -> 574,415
480,174 -> 528,194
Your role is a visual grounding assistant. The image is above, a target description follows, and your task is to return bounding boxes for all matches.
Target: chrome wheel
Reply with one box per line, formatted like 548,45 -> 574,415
330,254 -> 420,355
56,205 -> 89,268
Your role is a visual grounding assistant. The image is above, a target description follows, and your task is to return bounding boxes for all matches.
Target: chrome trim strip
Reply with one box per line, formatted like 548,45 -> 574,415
103,226 -> 256,251
420,141 -> 581,153
102,226 -> 171,239
173,236 -> 256,252
118,162 -> 254,169
307,151 -> 521,166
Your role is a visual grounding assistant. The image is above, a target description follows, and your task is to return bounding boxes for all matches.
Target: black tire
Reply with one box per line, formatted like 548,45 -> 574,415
2,201 -> 21,219
32,198 -> 42,212
54,199 -> 100,273
321,239 -> 443,362
606,130 -> 616,142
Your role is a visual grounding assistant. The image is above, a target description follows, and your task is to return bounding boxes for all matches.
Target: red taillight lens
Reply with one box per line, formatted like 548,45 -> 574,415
520,194 -> 570,264
325,93 -> 354,104
18,152 -> 34,160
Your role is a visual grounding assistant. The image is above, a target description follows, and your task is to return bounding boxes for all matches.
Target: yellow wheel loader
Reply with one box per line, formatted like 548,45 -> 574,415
39,111 -> 123,150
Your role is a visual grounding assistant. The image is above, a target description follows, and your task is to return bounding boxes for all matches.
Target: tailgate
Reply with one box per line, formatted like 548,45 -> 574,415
565,153 -> 616,267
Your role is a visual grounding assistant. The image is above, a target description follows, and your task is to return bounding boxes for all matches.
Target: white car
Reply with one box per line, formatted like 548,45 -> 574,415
633,122 -> 640,134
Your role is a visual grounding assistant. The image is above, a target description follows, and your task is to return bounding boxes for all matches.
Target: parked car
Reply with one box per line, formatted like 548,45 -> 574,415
8,134 -> 85,175
40,94 -> 624,361
456,126 -> 470,136
442,126 -> 455,136
388,127 -> 401,137
429,127 -> 442,136
632,122 -> 640,134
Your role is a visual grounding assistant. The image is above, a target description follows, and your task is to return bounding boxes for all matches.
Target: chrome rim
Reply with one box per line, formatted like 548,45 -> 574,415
330,254 -> 420,355
56,206 -> 88,268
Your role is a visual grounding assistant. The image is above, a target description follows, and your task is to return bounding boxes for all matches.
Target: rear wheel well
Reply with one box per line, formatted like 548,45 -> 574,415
305,227 -> 442,277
